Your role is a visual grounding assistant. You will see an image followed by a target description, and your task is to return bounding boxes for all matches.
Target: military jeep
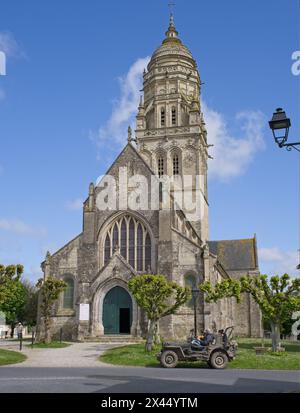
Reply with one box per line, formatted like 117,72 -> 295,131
157,326 -> 237,369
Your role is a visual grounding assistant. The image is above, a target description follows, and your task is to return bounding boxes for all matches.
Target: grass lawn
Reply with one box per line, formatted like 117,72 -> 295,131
0,349 -> 27,366
100,343 -> 160,367
99,338 -> 300,370
28,341 -> 71,349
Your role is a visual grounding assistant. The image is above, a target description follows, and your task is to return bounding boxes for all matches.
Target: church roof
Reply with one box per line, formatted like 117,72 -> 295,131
104,142 -> 155,178
208,237 -> 258,271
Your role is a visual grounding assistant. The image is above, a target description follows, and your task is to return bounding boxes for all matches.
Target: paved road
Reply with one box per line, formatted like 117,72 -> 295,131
0,341 -> 299,393
1,365 -> 300,393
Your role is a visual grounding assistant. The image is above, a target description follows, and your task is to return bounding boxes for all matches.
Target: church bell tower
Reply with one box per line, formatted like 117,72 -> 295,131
135,14 -> 209,242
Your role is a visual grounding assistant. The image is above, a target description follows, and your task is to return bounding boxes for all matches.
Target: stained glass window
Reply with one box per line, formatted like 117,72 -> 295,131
103,215 -> 152,272
63,278 -> 74,309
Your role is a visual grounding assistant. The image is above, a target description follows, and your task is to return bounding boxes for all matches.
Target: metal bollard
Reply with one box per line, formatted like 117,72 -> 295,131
31,330 -> 35,348
19,333 -> 23,351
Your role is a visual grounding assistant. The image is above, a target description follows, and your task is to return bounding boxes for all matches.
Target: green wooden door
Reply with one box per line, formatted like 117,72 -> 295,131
103,287 -> 132,334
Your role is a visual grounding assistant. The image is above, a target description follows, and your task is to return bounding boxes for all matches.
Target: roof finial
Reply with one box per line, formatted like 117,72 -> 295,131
168,1 -> 176,18
127,125 -> 132,142
166,2 -> 178,39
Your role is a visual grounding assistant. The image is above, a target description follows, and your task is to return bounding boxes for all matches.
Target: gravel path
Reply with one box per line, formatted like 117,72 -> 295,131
0,340 -> 119,368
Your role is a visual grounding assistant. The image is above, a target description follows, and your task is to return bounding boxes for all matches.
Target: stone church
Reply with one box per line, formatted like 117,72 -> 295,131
38,15 -> 262,341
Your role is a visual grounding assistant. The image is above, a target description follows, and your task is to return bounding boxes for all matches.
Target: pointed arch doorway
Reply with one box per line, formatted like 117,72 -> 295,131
102,286 -> 132,334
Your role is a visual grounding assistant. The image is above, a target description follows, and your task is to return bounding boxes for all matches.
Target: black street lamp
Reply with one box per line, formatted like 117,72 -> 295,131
269,108 -> 300,152
269,108 -> 300,271
191,287 -> 200,337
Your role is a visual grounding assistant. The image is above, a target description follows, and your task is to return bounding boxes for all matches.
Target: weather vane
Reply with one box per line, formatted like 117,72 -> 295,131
168,1 -> 176,15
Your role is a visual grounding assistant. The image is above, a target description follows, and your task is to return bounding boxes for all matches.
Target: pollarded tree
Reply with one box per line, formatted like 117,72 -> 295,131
2,282 -> 27,338
0,265 -> 27,337
200,273 -> 300,352
0,264 -> 24,307
36,277 -> 67,344
128,274 -> 190,352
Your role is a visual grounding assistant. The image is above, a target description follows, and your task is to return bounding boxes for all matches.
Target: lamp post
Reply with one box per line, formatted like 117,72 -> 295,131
269,108 -> 300,271
192,287 -> 200,337
269,108 -> 300,152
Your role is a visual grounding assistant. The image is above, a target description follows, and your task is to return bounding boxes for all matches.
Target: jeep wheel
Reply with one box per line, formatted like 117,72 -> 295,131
209,351 -> 228,369
160,350 -> 178,368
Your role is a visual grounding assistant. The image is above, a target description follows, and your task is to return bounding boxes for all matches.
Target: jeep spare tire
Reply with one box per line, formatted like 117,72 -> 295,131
209,351 -> 228,369
160,350 -> 178,368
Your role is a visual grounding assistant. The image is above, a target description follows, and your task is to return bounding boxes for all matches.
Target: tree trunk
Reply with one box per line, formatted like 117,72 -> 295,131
44,315 -> 51,344
10,324 -> 15,338
145,320 -> 157,352
270,321 -> 280,352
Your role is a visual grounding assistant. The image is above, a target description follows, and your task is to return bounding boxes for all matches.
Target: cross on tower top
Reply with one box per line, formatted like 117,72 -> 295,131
168,2 -> 175,17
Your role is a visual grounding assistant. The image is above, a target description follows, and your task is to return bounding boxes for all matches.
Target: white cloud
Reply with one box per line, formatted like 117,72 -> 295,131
203,102 -> 266,181
91,56 -> 265,181
259,247 -> 299,277
91,56 -> 150,158
0,32 -> 24,102
27,265 -> 43,282
65,198 -> 84,211
0,219 -> 47,237
0,31 -> 23,58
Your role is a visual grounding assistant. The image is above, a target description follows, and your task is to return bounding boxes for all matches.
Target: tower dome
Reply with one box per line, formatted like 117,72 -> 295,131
148,14 -> 196,71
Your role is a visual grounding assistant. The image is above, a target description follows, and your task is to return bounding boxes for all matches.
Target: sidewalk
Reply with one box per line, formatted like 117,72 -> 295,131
0,340 -> 119,368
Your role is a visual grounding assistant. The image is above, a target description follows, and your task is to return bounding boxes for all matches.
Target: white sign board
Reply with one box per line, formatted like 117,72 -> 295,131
79,304 -> 90,321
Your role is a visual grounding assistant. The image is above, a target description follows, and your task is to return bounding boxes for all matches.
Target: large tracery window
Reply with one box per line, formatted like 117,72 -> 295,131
103,215 -> 152,272
185,274 -> 197,309
63,278 -> 74,309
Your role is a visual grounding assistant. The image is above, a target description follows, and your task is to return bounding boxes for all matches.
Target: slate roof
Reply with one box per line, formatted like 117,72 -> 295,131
208,237 -> 258,271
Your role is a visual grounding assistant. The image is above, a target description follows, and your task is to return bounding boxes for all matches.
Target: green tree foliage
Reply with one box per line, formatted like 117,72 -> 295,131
0,265 -> 26,336
128,274 -> 190,351
36,277 -> 67,343
0,264 -> 24,306
19,280 -> 39,327
200,274 -> 300,352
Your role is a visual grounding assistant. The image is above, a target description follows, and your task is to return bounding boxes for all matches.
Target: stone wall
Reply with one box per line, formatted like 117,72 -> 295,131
229,270 -> 263,338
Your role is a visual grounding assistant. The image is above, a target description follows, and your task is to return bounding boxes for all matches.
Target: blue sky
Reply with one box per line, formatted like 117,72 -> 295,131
0,0 -> 299,282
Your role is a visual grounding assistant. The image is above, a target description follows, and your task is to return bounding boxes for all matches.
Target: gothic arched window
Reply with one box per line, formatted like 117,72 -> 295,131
184,273 -> 197,308
104,234 -> 111,264
172,154 -> 179,175
112,224 -> 119,252
120,220 -> 127,260
103,215 -> 152,272
129,219 -> 135,268
158,157 -> 164,177
160,108 -> 165,127
63,278 -> 74,309
137,224 -> 143,271
145,233 -> 151,272
171,107 -> 176,125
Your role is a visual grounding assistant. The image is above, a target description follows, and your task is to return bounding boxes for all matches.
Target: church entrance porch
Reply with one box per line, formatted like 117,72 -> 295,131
103,286 -> 132,335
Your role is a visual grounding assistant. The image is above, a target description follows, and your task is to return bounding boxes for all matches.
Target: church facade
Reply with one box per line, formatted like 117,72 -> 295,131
38,16 -> 262,341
